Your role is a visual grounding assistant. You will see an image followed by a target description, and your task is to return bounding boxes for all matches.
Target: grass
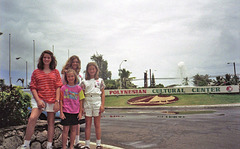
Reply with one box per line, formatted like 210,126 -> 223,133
176,110 -> 216,114
105,94 -> 240,107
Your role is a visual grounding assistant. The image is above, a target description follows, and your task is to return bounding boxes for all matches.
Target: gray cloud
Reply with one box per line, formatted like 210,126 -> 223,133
1,0 -> 239,87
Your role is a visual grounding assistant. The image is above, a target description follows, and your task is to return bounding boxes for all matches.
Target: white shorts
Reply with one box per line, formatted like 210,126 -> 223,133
84,96 -> 101,117
31,98 -> 55,112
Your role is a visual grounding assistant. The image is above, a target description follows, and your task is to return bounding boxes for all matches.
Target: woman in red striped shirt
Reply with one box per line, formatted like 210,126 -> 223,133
20,50 -> 63,149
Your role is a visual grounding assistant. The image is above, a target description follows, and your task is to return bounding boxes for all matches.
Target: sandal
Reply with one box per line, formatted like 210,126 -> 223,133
96,146 -> 103,149
81,146 -> 90,149
75,143 -> 84,149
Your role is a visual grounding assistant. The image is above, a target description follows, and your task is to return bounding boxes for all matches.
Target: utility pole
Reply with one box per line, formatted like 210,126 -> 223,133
52,45 -> 54,54
33,40 -> 36,70
144,71 -> 148,88
9,34 -> 12,85
68,49 -> 69,59
149,69 -> 151,87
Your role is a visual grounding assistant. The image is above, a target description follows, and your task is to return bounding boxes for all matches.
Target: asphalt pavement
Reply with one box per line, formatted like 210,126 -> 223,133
81,103 -> 240,149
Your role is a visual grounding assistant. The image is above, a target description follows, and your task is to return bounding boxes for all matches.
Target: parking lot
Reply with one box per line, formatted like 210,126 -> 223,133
81,107 -> 240,149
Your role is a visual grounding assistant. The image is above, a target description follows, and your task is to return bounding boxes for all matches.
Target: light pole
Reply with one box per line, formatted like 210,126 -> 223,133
227,62 -> 237,83
0,32 -> 2,79
119,60 -> 127,89
16,57 -> 28,88
33,40 -> 36,70
9,34 -> 12,85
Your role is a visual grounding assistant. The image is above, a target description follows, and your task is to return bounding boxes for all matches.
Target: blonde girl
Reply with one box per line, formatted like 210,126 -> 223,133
81,62 -> 105,149
61,55 -> 84,148
60,69 -> 85,149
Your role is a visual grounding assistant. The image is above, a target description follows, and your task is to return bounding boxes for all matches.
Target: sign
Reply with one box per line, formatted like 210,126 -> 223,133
105,85 -> 239,96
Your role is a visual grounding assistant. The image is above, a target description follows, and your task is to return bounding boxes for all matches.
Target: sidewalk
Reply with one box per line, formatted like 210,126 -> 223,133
78,141 -> 123,149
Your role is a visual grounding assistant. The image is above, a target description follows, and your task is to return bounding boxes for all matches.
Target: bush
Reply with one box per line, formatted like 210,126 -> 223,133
0,86 -> 31,128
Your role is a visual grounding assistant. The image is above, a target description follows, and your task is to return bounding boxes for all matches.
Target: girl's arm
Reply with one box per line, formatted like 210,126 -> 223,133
78,89 -> 85,120
30,70 -> 45,109
32,89 -> 45,109
53,87 -> 61,112
78,99 -> 83,120
100,88 -> 105,113
59,91 -> 65,119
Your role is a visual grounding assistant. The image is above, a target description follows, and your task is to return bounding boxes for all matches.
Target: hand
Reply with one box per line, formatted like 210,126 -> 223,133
82,108 -> 85,116
60,112 -> 66,120
53,102 -> 60,112
77,112 -> 82,120
99,105 -> 105,114
37,100 -> 45,109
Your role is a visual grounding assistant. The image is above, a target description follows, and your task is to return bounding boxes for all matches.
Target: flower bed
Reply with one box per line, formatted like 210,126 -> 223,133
127,95 -> 179,106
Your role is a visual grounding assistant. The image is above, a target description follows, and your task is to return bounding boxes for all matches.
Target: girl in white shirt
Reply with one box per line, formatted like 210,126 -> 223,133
81,62 -> 105,149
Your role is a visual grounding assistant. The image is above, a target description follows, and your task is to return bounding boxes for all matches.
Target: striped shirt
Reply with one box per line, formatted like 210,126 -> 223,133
30,69 -> 63,103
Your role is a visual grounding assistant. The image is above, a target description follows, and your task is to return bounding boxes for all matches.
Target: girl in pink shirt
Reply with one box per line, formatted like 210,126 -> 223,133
60,69 -> 85,149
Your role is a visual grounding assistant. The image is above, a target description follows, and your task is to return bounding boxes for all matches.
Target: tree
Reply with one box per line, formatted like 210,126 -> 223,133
17,78 -> 24,87
120,68 -> 136,89
150,73 -> 156,88
212,74 -> 239,86
155,83 -> 164,88
182,77 -> 189,86
104,79 -> 118,89
193,74 -> 212,86
91,53 -> 112,80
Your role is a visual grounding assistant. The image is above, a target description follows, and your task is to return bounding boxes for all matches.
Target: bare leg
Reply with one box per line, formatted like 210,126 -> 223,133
85,116 -> 92,140
24,108 -> 42,140
94,114 -> 101,140
75,124 -> 80,143
70,125 -> 77,149
47,112 -> 55,142
62,126 -> 70,149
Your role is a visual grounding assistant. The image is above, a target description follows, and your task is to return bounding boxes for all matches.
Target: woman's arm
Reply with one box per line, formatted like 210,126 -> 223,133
59,91 -> 65,119
53,87 -> 61,112
61,73 -> 66,85
32,89 -> 45,109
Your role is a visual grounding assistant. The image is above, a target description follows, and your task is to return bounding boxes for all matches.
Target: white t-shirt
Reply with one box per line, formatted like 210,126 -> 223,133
81,78 -> 105,95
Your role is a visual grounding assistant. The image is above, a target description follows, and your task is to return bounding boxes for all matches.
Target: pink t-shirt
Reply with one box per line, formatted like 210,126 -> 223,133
60,84 -> 85,114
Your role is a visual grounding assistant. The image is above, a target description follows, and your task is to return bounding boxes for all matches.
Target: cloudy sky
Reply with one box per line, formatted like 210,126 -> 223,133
1,0 -> 240,87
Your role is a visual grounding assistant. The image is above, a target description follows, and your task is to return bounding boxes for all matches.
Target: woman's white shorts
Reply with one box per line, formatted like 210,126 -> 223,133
31,98 -> 55,112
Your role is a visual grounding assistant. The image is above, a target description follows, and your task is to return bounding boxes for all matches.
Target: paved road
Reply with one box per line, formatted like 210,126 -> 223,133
81,107 -> 240,149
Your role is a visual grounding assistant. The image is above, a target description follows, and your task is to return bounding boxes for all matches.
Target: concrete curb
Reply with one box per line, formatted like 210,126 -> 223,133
78,141 -> 124,149
105,103 -> 240,109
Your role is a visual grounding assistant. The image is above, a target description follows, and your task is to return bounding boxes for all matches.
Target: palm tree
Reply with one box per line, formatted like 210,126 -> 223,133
120,69 -> 133,89
17,78 -> 24,87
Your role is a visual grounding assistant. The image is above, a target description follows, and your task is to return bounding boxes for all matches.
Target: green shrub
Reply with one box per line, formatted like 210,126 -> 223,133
0,86 -> 31,128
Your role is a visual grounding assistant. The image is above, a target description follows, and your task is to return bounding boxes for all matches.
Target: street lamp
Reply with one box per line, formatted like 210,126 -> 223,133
16,57 -> 28,88
227,62 -> 237,83
119,60 -> 127,89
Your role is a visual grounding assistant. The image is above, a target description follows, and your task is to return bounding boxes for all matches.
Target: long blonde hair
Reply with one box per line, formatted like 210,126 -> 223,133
61,55 -> 81,74
85,62 -> 99,80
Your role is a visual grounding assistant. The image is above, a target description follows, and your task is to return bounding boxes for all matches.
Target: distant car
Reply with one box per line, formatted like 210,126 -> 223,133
23,89 -> 85,124
27,106 -> 61,120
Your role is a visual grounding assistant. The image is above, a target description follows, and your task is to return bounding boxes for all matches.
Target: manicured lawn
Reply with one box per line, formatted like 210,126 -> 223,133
105,94 -> 240,107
